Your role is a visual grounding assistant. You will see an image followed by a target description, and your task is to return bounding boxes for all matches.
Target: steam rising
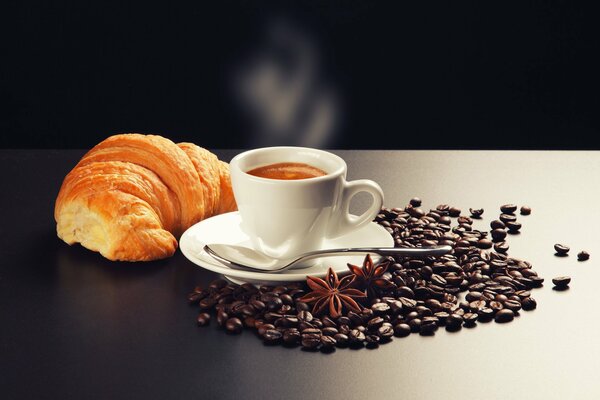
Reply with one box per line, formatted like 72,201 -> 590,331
232,19 -> 339,148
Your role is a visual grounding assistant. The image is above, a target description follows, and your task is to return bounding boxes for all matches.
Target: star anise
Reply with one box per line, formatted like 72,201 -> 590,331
347,254 -> 396,298
299,268 -> 366,318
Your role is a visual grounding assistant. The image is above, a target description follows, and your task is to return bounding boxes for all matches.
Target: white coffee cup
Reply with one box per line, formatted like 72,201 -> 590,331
229,147 -> 384,259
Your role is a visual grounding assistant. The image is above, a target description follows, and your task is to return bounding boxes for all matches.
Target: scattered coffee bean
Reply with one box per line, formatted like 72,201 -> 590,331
490,220 -> 506,230
477,239 -> 493,249
554,244 -> 570,256
189,200 -> 548,352
301,333 -> 321,349
500,204 -> 518,214
378,324 -> 394,340
499,214 -> 517,224
225,318 -> 243,334
469,208 -> 484,218
577,251 -> 590,261
196,312 -> 211,326
552,276 -> 571,289
494,241 -> 509,253
263,329 -> 283,343
449,207 -> 461,217
334,333 -> 349,347
394,323 -> 412,337
491,229 -> 507,241
495,309 -> 515,323
283,328 -> 301,345
520,206 -> 531,215
521,297 -> 537,311
320,335 -> 337,350
506,221 -> 522,233
410,197 -> 422,207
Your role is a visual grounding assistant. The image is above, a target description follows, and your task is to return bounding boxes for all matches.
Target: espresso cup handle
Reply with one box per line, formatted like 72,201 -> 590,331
328,179 -> 384,238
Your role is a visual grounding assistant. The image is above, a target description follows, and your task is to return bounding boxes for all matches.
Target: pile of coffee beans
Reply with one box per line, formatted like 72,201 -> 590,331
188,200 -> 545,352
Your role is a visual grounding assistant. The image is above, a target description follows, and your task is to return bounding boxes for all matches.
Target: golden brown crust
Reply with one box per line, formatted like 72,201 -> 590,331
54,133 -> 237,261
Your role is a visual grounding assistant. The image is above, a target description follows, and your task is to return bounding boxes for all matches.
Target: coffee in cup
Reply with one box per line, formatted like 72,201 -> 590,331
229,147 -> 384,259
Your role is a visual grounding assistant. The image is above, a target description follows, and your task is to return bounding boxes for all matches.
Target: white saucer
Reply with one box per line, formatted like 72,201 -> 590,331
179,212 -> 394,284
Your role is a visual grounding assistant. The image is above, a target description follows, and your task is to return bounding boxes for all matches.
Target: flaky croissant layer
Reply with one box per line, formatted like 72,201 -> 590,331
55,133 -> 237,261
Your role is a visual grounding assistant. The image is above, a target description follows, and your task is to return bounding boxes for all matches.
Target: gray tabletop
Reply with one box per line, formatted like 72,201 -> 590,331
1,149 -> 598,400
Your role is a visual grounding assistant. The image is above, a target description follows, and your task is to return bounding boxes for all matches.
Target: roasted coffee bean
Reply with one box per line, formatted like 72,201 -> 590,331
463,312 -> 478,326
225,318 -> 243,334
365,334 -> 380,347
188,291 -> 207,304
279,294 -> 294,305
297,310 -> 313,323
321,316 -> 337,328
489,301 -> 504,312
506,221 -> 522,233
301,334 -> 321,349
554,244 -> 570,256
469,208 -> 484,218
469,300 -> 487,311
263,329 -> 283,343
244,316 -> 257,328
322,327 -> 339,336
301,328 -> 322,336
320,335 -> 337,350
349,329 -> 366,343
491,229 -> 507,241
367,317 -> 385,330
196,312 -> 211,326
217,310 -> 229,327
457,215 -> 473,225
209,279 -> 228,290
503,300 -> 521,312
520,206 -> 531,215
521,297 -> 537,311
258,323 -> 275,337
494,241 -> 509,253
334,333 -> 349,347
378,324 -> 394,340
267,297 -> 283,311
419,321 -> 437,336
529,276 -> 545,287
283,328 -> 301,344
577,251 -> 590,261
499,214 -> 517,224
295,301 -> 310,312
495,309 -> 514,323
465,292 -> 483,302
500,204 -> 518,214
449,207 -> 461,217
281,316 -> 299,327
490,220 -> 505,230
338,324 -> 351,335
408,318 -> 422,332
552,276 -> 571,289
371,302 -> 391,314
410,197 -> 422,207
394,323 -> 412,337
436,204 -> 450,212
477,308 -> 494,322
249,299 -> 265,312
477,239 -> 493,249
199,297 -> 217,310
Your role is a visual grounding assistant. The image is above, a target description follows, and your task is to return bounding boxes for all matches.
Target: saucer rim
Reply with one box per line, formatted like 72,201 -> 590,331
179,211 -> 393,283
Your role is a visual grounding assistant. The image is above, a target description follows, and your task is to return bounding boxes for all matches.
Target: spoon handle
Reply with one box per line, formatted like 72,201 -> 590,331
290,245 -> 452,267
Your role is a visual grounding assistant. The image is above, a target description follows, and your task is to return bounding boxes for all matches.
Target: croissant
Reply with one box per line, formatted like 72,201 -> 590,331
54,133 -> 237,261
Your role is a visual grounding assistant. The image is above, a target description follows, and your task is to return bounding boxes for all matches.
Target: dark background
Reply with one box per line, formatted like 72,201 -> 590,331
1,1 -> 598,150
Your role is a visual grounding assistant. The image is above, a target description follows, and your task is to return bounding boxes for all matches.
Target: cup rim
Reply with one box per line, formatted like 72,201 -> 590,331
230,146 -> 347,183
